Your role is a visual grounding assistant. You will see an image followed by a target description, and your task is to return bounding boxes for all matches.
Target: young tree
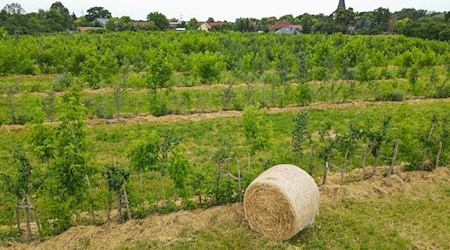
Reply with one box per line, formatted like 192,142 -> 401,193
242,105 -> 273,171
363,116 -> 391,176
127,130 -> 160,192
159,131 -> 182,177
52,87 -> 88,228
292,112 -> 309,166
1,146 -> 36,238
192,53 -> 226,84
336,121 -> 361,171
102,163 -> 130,223
168,150 -> 192,198
147,53 -> 174,116
221,85 -> 233,111
146,53 -> 174,91
27,98 -> 55,167
318,124 -> 337,184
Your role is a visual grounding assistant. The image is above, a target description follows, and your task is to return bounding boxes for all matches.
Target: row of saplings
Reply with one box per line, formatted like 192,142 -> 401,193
1,108 -> 448,241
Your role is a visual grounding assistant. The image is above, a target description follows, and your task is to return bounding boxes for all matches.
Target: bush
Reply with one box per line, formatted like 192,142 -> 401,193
376,92 -> 405,102
149,93 -> 169,117
297,84 -> 313,106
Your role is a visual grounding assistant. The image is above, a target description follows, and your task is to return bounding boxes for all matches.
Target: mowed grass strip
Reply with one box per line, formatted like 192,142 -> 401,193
120,181 -> 450,250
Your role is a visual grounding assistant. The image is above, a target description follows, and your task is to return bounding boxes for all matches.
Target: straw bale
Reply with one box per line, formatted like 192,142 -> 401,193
244,164 -> 319,240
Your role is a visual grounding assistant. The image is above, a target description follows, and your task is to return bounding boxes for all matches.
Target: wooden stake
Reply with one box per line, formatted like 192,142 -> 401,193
421,120 -> 436,169
387,139 -> 399,176
123,186 -> 131,221
116,192 -> 122,223
15,198 -> 20,231
85,175 -> 95,224
309,143 -> 315,175
342,149 -> 349,185
24,205 -> 32,240
322,162 -> 329,185
362,141 -> 369,178
236,158 -> 242,202
435,141 -> 442,168
26,195 -> 41,236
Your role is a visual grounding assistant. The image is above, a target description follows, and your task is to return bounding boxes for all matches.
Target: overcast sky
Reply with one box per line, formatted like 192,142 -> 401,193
2,0 -> 449,21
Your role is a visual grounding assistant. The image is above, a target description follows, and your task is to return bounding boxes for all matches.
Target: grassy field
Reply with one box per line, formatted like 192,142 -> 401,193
5,167 -> 448,249
0,99 -> 448,228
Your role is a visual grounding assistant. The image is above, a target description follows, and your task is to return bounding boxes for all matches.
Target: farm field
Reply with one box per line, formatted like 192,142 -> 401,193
3,167 -> 449,249
0,31 -> 449,248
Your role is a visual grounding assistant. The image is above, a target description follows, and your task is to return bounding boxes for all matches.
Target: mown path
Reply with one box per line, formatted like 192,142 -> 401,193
1,78 -> 408,97
4,167 -> 449,250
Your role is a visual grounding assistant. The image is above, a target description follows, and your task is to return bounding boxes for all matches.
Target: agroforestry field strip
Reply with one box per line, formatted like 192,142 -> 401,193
1,98 -> 449,132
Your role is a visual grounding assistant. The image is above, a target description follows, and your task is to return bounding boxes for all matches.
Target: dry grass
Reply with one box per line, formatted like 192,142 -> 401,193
4,167 -> 449,250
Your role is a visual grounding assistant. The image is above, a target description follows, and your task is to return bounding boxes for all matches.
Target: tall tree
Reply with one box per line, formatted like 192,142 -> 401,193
147,12 -> 169,31
85,6 -> 111,22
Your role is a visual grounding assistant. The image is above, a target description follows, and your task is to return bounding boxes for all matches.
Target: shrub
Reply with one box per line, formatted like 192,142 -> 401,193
377,92 -> 405,102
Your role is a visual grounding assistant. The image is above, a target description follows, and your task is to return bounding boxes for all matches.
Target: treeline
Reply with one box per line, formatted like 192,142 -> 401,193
0,2 -> 449,40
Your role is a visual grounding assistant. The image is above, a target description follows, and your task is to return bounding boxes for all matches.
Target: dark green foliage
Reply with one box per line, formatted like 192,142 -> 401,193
376,92 -> 405,102
168,151 -> 192,197
297,84 -> 313,106
146,12 -> 169,31
364,116 -> 391,160
242,105 -> 273,155
127,130 -> 160,173
102,163 -> 130,192
292,112 -> 309,164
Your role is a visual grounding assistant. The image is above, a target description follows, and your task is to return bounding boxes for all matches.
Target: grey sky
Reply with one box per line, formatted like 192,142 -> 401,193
2,0 -> 449,21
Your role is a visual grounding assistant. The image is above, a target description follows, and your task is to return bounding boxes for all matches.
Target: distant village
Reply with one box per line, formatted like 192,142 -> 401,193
78,0 -> 351,34
1,0 -> 449,41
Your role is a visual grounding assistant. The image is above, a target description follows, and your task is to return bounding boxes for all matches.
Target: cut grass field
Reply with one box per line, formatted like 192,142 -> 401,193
4,167 -> 449,250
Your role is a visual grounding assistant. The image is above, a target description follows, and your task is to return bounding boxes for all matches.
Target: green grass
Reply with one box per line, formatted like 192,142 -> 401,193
0,75 -> 444,125
121,182 -> 450,250
0,101 -> 448,227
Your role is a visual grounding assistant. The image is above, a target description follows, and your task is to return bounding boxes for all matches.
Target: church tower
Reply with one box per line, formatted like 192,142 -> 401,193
337,0 -> 346,9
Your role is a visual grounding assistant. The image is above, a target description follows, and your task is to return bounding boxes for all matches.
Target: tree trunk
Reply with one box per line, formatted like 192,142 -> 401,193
259,75 -> 263,101
106,192 -> 111,223
372,154 -> 379,176
15,198 -> 20,231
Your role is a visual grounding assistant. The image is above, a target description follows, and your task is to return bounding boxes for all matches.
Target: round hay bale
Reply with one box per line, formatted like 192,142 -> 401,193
244,164 -> 320,240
